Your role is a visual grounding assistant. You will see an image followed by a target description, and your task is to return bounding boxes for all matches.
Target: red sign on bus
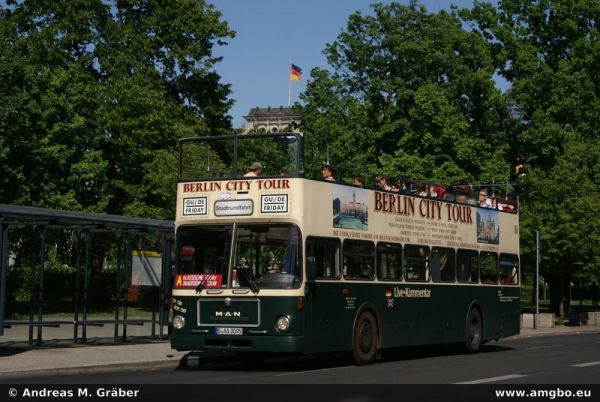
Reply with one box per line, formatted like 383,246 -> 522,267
174,274 -> 222,289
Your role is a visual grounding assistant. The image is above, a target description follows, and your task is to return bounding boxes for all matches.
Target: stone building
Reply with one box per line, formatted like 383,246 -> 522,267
242,106 -> 303,133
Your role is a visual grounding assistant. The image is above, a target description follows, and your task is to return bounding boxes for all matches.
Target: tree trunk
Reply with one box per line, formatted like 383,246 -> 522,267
546,272 -> 571,318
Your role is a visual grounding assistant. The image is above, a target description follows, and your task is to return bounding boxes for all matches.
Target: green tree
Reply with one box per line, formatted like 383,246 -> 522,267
518,136 -> 600,314
300,1 -> 510,185
463,0 -> 600,315
0,0 -> 234,219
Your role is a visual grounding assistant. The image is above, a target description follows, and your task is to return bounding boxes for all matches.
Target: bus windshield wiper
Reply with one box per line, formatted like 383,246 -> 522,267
195,274 -> 210,294
239,267 -> 259,294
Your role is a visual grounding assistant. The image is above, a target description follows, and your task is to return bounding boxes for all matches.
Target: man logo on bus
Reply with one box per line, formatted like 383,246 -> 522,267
215,311 -> 241,317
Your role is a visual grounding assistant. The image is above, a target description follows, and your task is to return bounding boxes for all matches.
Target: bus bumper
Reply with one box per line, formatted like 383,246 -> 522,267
171,334 -> 305,353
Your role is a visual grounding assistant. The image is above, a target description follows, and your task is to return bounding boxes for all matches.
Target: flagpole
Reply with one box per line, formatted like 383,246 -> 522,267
288,60 -> 292,107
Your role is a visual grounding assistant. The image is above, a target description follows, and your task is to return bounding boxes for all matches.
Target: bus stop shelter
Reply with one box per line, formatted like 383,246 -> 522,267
0,205 -> 174,345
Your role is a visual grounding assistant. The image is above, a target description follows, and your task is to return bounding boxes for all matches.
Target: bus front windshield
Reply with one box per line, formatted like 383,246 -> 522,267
176,224 -> 301,290
234,224 -> 301,290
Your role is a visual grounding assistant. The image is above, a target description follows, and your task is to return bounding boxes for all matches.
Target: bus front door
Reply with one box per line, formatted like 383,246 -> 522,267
304,281 -> 348,354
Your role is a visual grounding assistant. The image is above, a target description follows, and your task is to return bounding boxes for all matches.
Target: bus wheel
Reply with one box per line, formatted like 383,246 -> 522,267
464,308 -> 482,354
238,352 -> 267,367
352,311 -> 378,365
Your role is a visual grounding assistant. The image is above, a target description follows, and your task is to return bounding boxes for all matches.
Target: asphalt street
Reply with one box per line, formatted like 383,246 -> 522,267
4,332 -> 599,384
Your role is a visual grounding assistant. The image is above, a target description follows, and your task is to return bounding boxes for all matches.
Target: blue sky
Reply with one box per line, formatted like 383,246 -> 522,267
207,0 -> 480,129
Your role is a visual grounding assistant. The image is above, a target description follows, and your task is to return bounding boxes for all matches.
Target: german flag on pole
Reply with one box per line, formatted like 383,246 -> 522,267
290,64 -> 302,81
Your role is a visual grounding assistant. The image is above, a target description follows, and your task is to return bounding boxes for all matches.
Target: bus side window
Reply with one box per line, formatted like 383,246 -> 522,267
432,247 -> 455,282
499,254 -> 519,285
457,249 -> 478,283
376,242 -> 402,280
343,240 -> 375,280
306,237 -> 340,279
404,245 -> 429,282
480,252 -> 498,284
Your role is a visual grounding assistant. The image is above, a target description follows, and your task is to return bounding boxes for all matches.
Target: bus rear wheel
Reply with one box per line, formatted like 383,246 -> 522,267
464,308 -> 482,354
352,311 -> 378,365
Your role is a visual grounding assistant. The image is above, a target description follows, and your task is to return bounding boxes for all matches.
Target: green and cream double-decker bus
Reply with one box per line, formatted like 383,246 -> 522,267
170,133 -> 520,365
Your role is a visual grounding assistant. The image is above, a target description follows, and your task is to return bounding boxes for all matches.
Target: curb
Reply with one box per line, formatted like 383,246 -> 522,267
508,326 -> 600,340
0,360 -> 180,380
0,351 -> 236,380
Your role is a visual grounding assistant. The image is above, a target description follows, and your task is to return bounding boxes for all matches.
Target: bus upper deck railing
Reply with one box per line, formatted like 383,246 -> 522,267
178,133 -> 518,214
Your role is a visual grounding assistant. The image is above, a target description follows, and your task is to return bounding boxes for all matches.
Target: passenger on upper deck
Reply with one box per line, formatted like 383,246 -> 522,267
352,176 -> 364,187
444,186 -> 455,202
322,164 -> 336,182
478,187 -> 496,209
454,185 -> 470,204
400,180 -> 412,195
415,183 -> 428,197
375,176 -> 391,191
244,162 -> 264,177
429,185 -> 439,199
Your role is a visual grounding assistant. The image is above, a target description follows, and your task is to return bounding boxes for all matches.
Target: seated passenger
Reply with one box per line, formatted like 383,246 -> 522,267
244,162 -> 263,177
497,199 -> 516,213
322,164 -> 336,182
434,185 -> 445,199
478,187 -> 496,209
416,183 -> 428,197
375,176 -> 392,191
504,266 -> 518,284
443,186 -> 455,202
400,180 -> 413,194
429,185 -> 439,199
352,176 -> 364,187
454,186 -> 470,204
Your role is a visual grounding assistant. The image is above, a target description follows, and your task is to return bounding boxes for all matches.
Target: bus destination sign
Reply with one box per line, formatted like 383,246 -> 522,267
214,199 -> 253,216
261,194 -> 288,213
183,197 -> 207,216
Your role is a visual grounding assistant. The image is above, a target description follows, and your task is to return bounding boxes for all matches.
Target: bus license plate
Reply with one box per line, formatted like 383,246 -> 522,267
215,327 -> 243,336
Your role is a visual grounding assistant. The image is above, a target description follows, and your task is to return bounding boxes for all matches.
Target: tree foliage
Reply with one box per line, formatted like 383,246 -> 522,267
300,1 -> 510,185
0,0 -> 234,219
463,0 -> 600,314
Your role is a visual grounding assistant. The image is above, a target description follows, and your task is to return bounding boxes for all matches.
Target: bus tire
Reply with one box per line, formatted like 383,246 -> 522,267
464,308 -> 482,354
352,311 -> 378,365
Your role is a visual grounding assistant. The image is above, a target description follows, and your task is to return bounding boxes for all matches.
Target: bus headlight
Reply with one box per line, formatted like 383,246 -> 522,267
173,315 -> 185,330
275,315 -> 290,331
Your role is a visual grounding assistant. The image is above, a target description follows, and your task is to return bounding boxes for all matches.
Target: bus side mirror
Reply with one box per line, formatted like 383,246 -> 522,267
306,256 -> 317,282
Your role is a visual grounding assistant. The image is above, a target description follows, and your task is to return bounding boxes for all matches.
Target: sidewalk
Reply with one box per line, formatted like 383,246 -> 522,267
0,325 -> 598,379
513,324 -> 600,339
